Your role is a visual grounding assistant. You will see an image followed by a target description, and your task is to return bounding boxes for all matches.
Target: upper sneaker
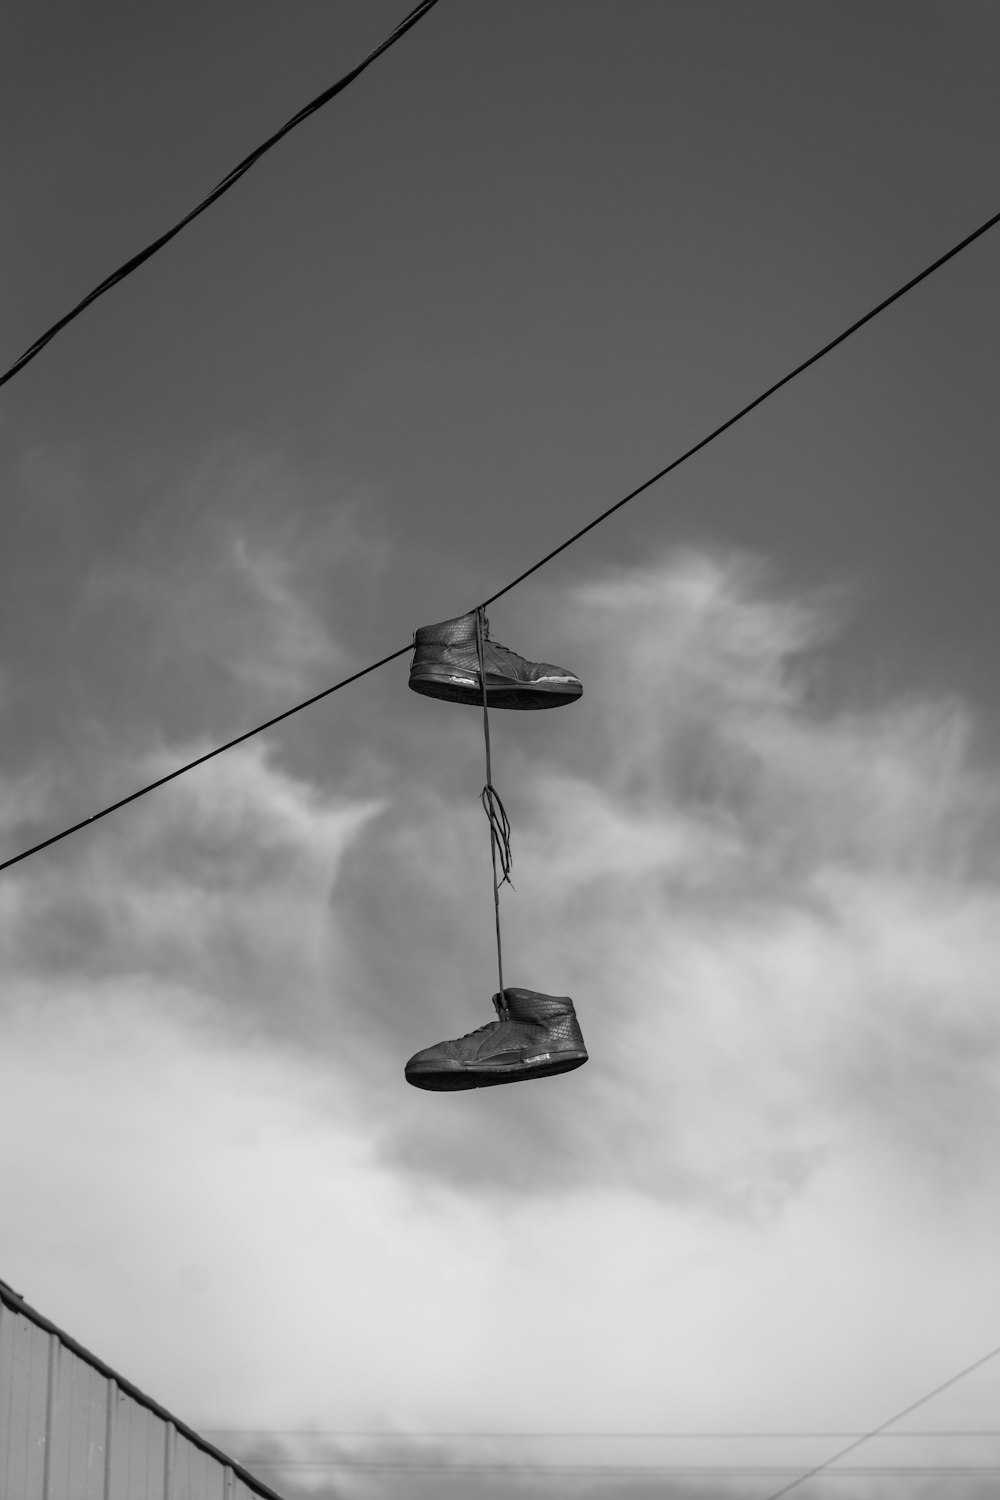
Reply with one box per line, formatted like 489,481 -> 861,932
408,611 -> 582,710
404,988 -> 588,1091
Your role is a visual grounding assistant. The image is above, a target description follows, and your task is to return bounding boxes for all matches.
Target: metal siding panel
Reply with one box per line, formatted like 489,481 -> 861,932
1,1295 -> 283,1500
0,1303 -> 14,1497
165,1423 -> 183,1500
220,1467 -> 259,1500
139,1401 -> 168,1500
168,1429 -> 227,1500
180,1439 -> 205,1500
85,1363 -> 111,1499
106,1382 -> 137,1500
45,1337 -> 70,1500
68,1353 -> 109,1499
105,1379 -> 122,1500
0,1313 -> 50,1499
167,1427 -> 185,1500
0,1305 -> 13,1498
108,1391 -> 167,1500
164,1420 -> 175,1500
203,1453 -> 228,1500
45,1341 -> 110,1500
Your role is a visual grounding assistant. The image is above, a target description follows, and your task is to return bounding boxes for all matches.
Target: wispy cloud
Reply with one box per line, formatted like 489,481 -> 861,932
77,439 -> 389,708
336,552 -> 1000,1213
2,549 -> 999,1500
4,741 -> 383,1052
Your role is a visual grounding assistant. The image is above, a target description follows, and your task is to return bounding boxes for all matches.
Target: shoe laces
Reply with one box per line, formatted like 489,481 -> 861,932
475,610 -> 514,892
480,615 -> 523,668
454,1018 -> 500,1042
480,782 -> 513,889
484,638 -> 523,669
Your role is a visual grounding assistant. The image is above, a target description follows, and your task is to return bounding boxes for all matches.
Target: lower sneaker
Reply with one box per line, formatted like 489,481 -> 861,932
408,610 -> 582,710
405,988 -> 588,1091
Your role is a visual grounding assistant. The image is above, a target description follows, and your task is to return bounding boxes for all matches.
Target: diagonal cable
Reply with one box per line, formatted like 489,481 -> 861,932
479,205 -> 1000,609
0,645 -> 411,875
1,205 -> 998,876
0,0 -> 440,392
761,1340 -> 1000,1500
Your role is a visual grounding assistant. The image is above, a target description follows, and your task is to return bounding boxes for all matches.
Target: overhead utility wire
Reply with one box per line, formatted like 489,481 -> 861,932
1,206 -> 998,878
246,1460 -> 1000,1477
0,645 -> 411,875
0,0 -> 440,393
479,204 -> 1000,610
760,1339 -> 1000,1500
205,1428 -> 1000,1439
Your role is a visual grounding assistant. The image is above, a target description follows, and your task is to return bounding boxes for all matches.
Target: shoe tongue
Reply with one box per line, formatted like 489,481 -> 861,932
492,992 -> 508,1020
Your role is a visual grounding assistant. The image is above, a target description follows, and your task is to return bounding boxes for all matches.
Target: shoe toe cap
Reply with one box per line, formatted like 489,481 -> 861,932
405,1042 -> 460,1074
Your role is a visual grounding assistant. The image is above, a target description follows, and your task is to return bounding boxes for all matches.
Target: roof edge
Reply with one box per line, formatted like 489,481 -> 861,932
0,1278 -> 287,1500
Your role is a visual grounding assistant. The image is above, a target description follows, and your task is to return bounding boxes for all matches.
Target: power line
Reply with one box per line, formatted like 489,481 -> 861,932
2,204 -> 998,877
0,644 -> 411,875
204,1428 -> 1000,1439
761,1340 -> 1000,1500
0,0 -> 440,393
255,1473 -> 1000,1480
206,1422 -> 1000,1483
479,204 -> 1000,610
232,1470 -> 1000,1482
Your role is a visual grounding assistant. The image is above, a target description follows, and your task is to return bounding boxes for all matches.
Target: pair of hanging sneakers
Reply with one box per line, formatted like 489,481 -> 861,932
404,609 -> 589,1091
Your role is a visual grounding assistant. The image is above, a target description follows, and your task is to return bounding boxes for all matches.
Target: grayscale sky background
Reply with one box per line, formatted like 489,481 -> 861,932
2,3 -> 1000,1497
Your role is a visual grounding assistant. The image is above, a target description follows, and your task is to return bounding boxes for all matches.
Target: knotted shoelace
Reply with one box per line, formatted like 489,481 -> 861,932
476,607 -> 513,1004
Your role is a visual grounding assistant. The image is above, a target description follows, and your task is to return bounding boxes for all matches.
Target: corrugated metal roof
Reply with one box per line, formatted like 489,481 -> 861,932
0,1279 -> 285,1500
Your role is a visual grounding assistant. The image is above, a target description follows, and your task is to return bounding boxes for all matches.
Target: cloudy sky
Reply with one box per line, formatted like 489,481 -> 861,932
3,2 -> 1000,1497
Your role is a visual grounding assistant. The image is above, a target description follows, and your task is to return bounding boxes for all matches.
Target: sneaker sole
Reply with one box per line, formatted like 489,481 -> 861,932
405,1051 -> 588,1091
408,670 -> 582,711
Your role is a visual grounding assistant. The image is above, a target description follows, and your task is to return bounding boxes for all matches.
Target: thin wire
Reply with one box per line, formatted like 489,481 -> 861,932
204,1428 -> 1000,1439
2,206 -> 999,876
238,1460 -> 1000,1477
476,608 -> 510,1002
479,205 -> 1000,610
0,0 -> 440,392
0,644 -> 411,875
761,1340 -> 1000,1500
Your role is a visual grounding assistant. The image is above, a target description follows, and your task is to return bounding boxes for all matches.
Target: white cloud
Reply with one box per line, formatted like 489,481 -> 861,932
3,549 -> 1000,1500
4,741 -> 383,1053
2,987 -> 997,1499
345,553 -> 1000,1214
